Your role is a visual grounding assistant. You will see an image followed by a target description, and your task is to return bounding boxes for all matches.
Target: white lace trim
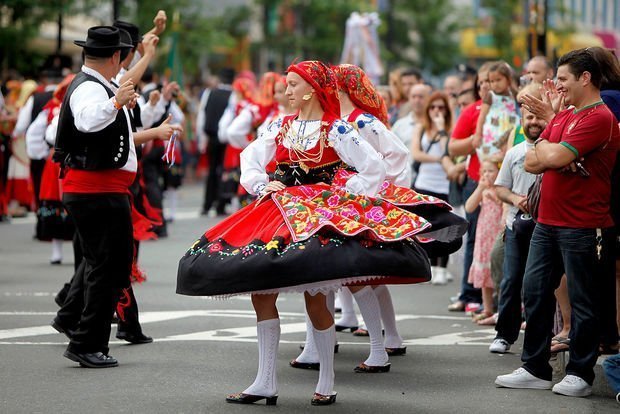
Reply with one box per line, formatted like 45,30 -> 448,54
209,275 -> 392,299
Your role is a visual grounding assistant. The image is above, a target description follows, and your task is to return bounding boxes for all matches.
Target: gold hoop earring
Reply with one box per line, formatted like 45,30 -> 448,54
302,93 -> 312,101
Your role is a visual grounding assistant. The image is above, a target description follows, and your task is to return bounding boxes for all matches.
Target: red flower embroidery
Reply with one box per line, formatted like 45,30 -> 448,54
209,242 -> 223,253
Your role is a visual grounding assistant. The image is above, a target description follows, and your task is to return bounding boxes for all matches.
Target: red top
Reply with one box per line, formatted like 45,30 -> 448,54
451,100 -> 482,182
538,102 -> 620,228
63,169 -> 136,194
275,115 -> 340,167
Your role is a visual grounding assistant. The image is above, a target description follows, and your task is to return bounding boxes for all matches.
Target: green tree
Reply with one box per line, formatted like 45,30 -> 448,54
256,0 -> 369,69
387,0 -> 467,75
483,0 -> 520,62
1,1 -> 69,75
130,0 -> 249,81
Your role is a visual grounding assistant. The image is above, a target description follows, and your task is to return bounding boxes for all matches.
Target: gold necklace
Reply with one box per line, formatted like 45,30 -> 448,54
283,122 -> 328,173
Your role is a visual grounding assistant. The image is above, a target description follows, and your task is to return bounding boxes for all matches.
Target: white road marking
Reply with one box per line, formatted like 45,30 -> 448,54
0,310 -> 480,346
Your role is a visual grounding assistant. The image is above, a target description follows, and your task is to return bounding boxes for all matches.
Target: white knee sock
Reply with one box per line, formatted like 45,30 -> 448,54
312,325 -> 336,396
335,289 -> 358,327
243,318 -> 280,397
166,189 -> 178,220
296,311 -> 319,363
374,285 -> 403,349
51,239 -> 63,262
354,286 -> 388,367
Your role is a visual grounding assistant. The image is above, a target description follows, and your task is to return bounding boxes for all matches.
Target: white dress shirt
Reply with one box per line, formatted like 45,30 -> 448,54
69,65 -> 137,172
240,118 -> 386,197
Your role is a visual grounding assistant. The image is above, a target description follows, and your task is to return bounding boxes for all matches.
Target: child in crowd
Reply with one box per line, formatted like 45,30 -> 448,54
472,61 -> 519,161
465,160 -> 503,322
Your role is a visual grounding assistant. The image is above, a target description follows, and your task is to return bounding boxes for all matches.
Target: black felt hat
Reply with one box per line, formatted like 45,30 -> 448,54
74,26 -> 133,57
113,20 -> 140,47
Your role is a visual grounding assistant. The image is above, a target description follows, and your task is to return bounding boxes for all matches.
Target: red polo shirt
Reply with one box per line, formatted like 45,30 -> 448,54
538,102 -> 620,228
451,100 -> 481,182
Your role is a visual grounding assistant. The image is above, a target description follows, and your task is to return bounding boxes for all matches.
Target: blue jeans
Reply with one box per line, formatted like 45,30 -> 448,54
458,177 -> 482,304
604,354 -> 620,393
495,225 -> 533,344
521,223 -> 613,385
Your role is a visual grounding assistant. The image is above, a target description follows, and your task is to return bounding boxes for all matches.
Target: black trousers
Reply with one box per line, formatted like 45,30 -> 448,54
57,237 -> 143,336
58,193 -> 133,354
202,140 -> 226,214
29,158 -> 46,208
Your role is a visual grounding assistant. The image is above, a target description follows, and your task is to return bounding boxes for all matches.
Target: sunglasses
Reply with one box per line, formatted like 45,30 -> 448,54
429,105 -> 446,110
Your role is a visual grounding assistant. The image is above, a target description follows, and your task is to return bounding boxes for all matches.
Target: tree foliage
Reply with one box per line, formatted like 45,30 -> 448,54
256,0 -> 369,69
387,0 -> 466,76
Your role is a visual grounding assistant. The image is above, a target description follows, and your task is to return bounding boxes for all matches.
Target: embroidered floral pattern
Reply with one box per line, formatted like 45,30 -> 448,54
272,184 -> 430,242
332,169 -> 452,209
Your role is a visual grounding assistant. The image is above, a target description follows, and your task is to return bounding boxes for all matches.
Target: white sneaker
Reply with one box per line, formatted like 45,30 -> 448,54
489,338 -> 511,354
431,268 -> 448,285
495,367 -> 552,389
552,375 -> 592,397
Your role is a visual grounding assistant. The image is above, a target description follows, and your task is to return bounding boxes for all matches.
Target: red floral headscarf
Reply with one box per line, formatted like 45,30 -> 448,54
232,76 -> 256,101
252,72 -> 282,126
44,73 -> 76,124
333,64 -> 388,126
254,72 -> 281,108
287,60 -> 340,122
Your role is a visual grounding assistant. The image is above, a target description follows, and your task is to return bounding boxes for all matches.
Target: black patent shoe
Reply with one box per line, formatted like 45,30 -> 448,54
116,330 -> 153,344
289,359 -> 320,370
226,393 -> 278,405
353,362 -> 391,373
63,350 -> 118,368
299,343 -> 339,353
51,319 -> 75,340
335,324 -> 358,332
386,346 -> 407,356
311,392 -> 337,406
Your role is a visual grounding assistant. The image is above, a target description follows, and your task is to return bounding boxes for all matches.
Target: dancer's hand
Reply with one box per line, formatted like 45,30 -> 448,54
264,181 -> 286,194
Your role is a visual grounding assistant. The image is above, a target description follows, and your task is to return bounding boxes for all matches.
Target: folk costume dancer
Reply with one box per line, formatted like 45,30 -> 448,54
177,61 -> 435,406
293,64 -> 466,372
51,26 -> 180,366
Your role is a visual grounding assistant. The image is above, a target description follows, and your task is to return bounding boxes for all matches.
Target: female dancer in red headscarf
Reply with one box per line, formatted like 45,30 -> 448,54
177,61 -> 439,406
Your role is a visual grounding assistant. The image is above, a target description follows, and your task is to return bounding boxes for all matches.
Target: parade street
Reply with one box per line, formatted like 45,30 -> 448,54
0,183 -> 616,414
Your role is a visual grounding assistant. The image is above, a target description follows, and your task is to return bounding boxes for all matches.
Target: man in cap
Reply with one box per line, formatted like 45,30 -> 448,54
51,26 -> 137,368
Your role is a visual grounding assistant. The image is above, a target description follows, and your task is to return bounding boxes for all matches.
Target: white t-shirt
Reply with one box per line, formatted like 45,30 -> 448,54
495,140 -> 537,229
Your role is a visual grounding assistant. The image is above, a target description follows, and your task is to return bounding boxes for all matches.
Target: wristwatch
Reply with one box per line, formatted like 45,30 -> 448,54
533,138 -> 545,147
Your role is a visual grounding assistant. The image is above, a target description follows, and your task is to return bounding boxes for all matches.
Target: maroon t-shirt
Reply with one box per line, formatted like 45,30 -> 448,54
538,102 -> 620,228
451,100 -> 481,182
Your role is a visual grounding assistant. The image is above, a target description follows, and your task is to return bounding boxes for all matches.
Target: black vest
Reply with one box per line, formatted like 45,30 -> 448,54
53,72 -> 131,171
31,90 -> 54,122
203,87 -> 232,139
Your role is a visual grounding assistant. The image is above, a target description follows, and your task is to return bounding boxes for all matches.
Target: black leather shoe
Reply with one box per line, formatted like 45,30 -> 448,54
335,324 -> 358,332
116,330 -> 153,344
51,319 -> 75,340
63,350 -> 118,368
226,393 -> 278,405
353,362 -> 391,373
50,259 -> 62,265
386,346 -> 407,356
299,343 -> 339,353
311,392 -> 337,406
289,359 -> 320,370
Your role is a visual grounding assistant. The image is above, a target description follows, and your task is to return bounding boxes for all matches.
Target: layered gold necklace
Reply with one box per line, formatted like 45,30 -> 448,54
283,120 -> 328,173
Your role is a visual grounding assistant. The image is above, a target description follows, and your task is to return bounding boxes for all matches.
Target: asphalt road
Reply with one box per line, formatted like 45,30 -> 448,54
0,183 -> 617,413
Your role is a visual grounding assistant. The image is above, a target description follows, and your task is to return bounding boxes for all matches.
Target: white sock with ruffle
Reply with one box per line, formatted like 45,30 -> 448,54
374,285 -> 403,349
51,239 -> 63,262
296,311 -> 319,363
312,324 -> 336,396
335,288 -> 358,328
243,318 -> 280,397
354,286 -> 388,367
